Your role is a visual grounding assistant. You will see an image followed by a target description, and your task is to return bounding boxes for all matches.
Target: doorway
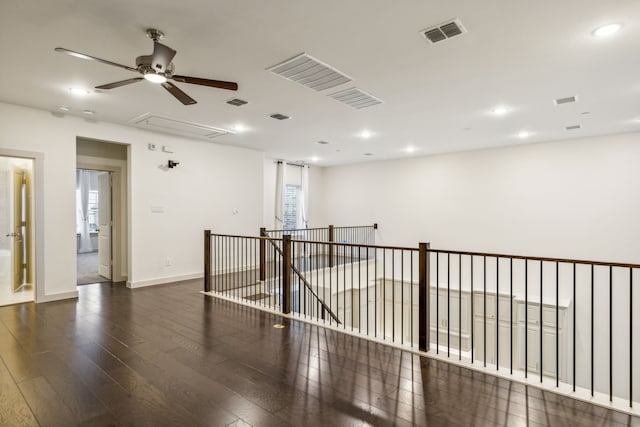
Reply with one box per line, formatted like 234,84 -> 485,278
76,169 -> 112,285
0,156 -> 35,305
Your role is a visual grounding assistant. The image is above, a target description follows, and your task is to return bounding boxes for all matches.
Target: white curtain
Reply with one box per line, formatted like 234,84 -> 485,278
77,170 -> 93,253
297,165 -> 309,229
275,161 -> 286,229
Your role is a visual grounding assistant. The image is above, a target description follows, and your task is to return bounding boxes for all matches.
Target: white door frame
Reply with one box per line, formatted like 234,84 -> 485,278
76,161 -> 127,282
0,148 -> 44,303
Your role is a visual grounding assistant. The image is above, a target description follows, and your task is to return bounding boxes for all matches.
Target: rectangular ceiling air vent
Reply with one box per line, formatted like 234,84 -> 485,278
226,98 -> 248,106
554,96 -> 577,105
129,113 -> 232,139
565,124 -> 581,130
270,113 -> 291,120
267,53 -> 352,92
329,87 -> 383,110
421,19 -> 466,44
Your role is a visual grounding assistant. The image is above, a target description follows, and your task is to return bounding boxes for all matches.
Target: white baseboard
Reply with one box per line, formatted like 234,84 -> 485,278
38,290 -> 79,303
127,272 -> 203,289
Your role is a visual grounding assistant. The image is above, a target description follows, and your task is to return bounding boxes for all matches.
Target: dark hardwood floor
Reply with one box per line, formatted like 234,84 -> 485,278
0,280 -> 638,426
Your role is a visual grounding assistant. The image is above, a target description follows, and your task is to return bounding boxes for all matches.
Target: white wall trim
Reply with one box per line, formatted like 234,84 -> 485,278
39,290 -> 79,303
127,272 -> 203,289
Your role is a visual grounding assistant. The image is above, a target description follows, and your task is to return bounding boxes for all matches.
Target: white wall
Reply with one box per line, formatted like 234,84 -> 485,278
321,133 -> 640,264
262,159 -> 326,230
0,101 -> 264,298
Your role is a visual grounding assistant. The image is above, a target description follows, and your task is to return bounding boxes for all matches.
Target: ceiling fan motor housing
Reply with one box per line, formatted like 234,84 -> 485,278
136,55 -> 174,77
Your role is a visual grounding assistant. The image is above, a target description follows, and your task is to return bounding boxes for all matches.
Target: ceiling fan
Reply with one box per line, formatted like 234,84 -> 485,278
55,28 -> 238,105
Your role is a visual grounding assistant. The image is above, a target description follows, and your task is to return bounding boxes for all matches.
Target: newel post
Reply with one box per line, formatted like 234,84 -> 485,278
419,242 -> 430,352
328,225 -> 335,268
259,227 -> 266,282
282,234 -> 292,314
204,230 -> 212,292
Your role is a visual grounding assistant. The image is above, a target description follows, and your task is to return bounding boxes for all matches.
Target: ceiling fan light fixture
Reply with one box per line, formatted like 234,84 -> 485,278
144,73 -> 167,84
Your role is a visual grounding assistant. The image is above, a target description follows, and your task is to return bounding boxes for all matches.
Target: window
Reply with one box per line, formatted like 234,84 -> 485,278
283,184 -> 300,230
76,189 -> 99,232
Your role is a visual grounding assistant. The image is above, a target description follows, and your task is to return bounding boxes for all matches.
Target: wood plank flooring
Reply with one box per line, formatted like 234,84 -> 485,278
0,280 -> 638,426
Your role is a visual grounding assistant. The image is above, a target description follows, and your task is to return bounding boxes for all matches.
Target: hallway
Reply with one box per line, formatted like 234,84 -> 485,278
0,280 -> 637,426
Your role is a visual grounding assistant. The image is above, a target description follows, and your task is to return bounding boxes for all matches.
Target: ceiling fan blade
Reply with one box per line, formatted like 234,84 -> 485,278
55,47 -> 137,72
96,78 -> 144,90
161,82 -> 197,105
171,75 -> 238,91
152,42 -> 176,73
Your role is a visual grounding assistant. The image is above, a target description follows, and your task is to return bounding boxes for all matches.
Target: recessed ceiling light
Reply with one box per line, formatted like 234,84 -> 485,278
360,130 -> 372,139
592,23 -> 622,38
311,156 -> 319,162
144,73 -> 167,84
233,123 -> 246,133
69,87 -> 90,96
492,106 -> 508,116
57,106 -> 69,112
517,130 -> 532,139
83,110 -> 95,116
405,146 -> 416,153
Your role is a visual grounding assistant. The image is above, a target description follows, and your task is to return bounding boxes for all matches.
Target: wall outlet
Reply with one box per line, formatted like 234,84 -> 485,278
148,143 -> 157,151
165,257 -> 173,267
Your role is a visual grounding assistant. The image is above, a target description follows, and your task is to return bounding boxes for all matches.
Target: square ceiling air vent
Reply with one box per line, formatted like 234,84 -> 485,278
270,113 -> 291,120
554,96 -> 577,105
421,19 -> 466,44
129,113 -> 232,139
226,98 -> 248,106
565,124 -> 581,130
267,53 -> 352,92
329,87 -> 383,110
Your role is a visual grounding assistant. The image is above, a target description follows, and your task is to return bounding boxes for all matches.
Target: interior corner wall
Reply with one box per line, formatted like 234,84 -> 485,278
320,132 -> 640,264
262,159 -> 326,230
0,101 -> 264,298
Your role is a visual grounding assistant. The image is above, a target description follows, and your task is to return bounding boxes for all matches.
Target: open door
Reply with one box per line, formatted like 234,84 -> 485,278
12,168 -> 24,290
97,172 -> 112,280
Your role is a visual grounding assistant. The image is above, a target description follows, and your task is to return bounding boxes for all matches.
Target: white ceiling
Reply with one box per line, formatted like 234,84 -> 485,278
1,0 -> 639,166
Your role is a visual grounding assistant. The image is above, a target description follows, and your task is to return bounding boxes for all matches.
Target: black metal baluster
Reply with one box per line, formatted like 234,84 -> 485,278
367,247 -> 370,336
437,252 -> 439,354
555,261 -> 559,387
401,250 -> 404,345
352,245 -> 355,331
591,264 -> 594,397
459,254 -> 462,360
630,268 -> 633,408
540,261 -> 543,383
471,256 -> 474,364
572,262 -> 576,392
392,249 -> 395,342
359,246 -> 362,334
510,258 -> 513,375
375,248 -> 378,338
483,255 -> 486,368
383,249 -> 386,339
609,265 -> 613,402
496,257 -> 499,371
447,253 -> 450,357
525,260 -> 528,379
411,252 -> 414,348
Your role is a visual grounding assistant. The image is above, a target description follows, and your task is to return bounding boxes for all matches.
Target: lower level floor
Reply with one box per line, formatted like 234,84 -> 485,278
0,279 -> 637,426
